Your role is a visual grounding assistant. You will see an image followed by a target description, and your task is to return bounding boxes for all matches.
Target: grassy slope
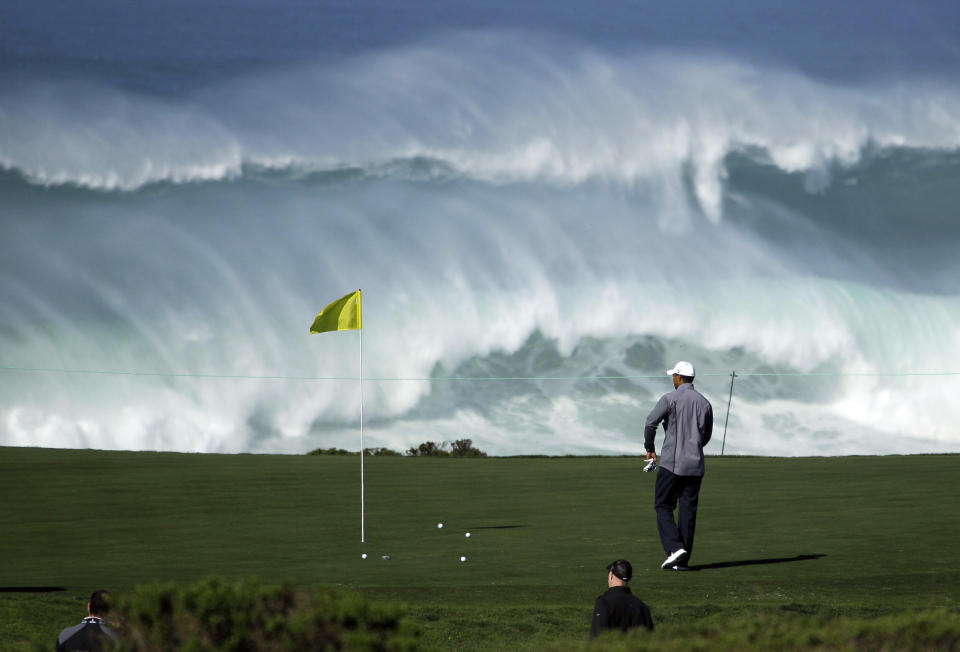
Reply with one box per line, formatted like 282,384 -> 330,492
1,448 -> 958,649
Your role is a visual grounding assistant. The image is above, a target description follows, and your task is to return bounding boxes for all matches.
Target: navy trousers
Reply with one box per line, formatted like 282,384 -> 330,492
654,467 -> 703,563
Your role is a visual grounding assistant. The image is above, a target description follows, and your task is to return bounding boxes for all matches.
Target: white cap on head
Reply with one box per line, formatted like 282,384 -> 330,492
667,361 -> 695,377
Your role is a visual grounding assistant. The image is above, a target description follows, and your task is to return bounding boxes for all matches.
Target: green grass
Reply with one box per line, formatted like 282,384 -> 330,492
1,448 -> 958,649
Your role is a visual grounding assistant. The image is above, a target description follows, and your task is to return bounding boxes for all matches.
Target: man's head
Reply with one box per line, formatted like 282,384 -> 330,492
606,559 -> 632,587
667,361 -> 695,389
87,590 -> 112,618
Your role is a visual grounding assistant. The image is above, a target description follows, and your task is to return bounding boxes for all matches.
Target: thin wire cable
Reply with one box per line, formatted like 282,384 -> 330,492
1,364 -> 959,382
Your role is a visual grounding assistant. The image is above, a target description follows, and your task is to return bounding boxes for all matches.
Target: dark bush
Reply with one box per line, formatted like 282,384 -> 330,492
307,447 -> 357,456
364,447 -> 403,456
450,439 -> 487,458
307,447 -> 402,456
112,576 -> 419,651
405,439 -> 487,457
405,441 -> 450,457
310,441 -> 486,457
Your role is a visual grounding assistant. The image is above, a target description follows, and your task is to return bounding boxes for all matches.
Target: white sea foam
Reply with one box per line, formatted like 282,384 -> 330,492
3,268 -> 959,455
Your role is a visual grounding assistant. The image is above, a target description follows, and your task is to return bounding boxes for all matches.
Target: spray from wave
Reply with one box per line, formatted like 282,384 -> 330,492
1,32 -> 959,455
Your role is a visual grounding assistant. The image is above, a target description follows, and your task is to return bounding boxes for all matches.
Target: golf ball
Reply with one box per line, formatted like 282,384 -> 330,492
361,553 -> 367,559
460,556 -> 467,562
437,523 -> 444,528
382,555 -> 391,560
465,532 -> 471,538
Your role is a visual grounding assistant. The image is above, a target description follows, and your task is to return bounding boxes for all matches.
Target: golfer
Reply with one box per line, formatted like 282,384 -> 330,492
644,361 -> 713,570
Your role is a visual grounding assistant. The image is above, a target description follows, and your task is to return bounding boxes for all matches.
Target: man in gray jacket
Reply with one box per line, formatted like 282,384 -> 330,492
56,590 -> 119,651
644,361 -> 713,570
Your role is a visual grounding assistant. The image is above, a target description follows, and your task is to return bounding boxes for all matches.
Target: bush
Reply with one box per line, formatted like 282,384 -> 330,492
307,447 -> 357,456
109,576 -> 420,651
405,441 -> 450,457
307,447 -> 403,456
544,608 -> 960,651
364,447 -> 403,456
310,441 -> 486,457
450,439 -> 487,458
405,439 -> 487,457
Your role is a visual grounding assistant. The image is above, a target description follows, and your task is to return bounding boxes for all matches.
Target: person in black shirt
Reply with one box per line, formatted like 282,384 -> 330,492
56,589 -> 120,652
590,559 -> 654,638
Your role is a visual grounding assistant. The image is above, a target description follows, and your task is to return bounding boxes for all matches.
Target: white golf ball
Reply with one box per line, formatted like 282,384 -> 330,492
465,532 -> 471,538
460,556 -> 467,562
361,553 -> 367,559
437,522 -> 444,529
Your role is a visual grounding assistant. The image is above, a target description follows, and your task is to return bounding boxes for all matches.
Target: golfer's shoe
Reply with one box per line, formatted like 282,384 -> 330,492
643,459 -> 657,472
661,549 -> 688,569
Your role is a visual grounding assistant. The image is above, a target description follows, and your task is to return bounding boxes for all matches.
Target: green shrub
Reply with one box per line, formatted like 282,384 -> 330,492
545,608 -> 960,651
405,441 -> 450,457
449,439 -> 487,458
364,447 -> 403,456
405,439 -> 487,457
109,576 -> 419,651
310,440 -> 487,457
307,447 -> 357,456
307,447 -> 402,456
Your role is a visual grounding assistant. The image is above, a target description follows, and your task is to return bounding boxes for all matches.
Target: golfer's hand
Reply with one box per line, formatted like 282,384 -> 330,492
645,451 -> 656,461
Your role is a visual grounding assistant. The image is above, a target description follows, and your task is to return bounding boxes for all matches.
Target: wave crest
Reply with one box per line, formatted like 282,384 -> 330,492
3,32 -> 960,222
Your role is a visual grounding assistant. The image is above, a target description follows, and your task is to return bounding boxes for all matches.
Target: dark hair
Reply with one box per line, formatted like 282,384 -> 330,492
89,590 -> 112,616
606,559 -> 633,582
678,374 -> 694,383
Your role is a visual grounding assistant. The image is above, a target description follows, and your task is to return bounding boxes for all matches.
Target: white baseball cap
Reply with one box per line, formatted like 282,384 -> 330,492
667,361 -> 695,377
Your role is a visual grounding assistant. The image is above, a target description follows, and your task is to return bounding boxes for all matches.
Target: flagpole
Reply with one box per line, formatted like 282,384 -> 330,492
309,289 -> 365,542
358,290 -> 365,544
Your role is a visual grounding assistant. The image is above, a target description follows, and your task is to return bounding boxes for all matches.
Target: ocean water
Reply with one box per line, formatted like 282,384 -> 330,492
2,1 -> 959,456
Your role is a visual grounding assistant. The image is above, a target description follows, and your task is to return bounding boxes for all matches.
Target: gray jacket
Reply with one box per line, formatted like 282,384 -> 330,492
56,617 -> 118,652
644,383 -> 713,476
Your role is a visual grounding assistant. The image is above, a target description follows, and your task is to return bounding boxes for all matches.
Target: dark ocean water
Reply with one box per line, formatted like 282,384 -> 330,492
1,1 -> 959,455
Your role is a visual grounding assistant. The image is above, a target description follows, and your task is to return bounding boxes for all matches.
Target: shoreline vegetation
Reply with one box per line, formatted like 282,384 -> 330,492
9,442 -> 957,458
1,447 -> 958,650
308,438 -> 488,458
8,577 -> 959,651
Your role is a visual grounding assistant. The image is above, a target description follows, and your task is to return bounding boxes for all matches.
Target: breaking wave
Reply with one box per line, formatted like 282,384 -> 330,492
2,32 -> 959,456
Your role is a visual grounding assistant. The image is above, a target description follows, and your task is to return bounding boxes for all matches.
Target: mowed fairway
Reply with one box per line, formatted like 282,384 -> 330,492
1,448 -> 958,649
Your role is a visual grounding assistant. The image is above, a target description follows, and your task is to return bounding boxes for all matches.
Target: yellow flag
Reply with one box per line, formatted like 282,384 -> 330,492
310,290 -> 362,333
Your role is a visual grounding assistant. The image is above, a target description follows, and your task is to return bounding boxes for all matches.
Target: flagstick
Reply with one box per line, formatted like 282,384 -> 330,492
359,303 -> 365,544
